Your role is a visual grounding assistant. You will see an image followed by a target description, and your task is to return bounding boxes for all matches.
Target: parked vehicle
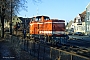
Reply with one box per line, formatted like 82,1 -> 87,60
68,32 -> 73,35
74,32 -> 84,36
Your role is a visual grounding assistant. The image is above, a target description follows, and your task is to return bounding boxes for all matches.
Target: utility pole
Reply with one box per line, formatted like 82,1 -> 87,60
36,5 -> 39,15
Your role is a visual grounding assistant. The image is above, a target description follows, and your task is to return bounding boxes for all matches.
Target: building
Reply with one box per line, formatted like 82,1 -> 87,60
18,17 -> 32,30
66,20 -> 74,29
74,11 -> 86,34
4,16 -> 22,29
85,3 -> 90,35
12,16 -> 22,28
66,20 -> 74,32
65,20 -> 74,34
4,16 -> 31,30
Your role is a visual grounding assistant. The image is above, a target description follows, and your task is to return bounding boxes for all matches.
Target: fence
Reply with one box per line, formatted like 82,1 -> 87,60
4,34 -> 90,60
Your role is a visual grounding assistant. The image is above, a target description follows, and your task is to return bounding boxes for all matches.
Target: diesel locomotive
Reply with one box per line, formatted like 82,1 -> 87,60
29,16 -> 68,44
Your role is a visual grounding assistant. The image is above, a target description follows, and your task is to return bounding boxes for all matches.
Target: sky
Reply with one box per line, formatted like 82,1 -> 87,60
17,0 -> 90,23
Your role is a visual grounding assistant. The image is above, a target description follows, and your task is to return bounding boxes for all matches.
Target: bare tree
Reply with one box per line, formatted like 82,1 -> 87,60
0,0 -> 41,38
0,0 -> 27,38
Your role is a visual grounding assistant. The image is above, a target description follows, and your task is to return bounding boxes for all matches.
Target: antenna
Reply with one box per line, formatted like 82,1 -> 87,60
37,5 -> 39,15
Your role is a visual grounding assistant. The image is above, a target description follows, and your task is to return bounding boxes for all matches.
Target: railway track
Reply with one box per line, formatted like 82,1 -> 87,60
25,37 -> 90,59
68,39 -> 90,44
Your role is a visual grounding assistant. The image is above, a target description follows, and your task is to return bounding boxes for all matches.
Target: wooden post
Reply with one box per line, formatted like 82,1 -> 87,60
43,45 -> 45,60
10,35 -> 12,43
50,47 -> 52,59
29,34 -> 30,39
30,41 -> 31,55
48,35 -> 49,43
38,43 -> 40,60
58,51 -> 61,60
27,40 -> 28,52
71,54 -> 73,60
24,39 -> 25,50
33,42 -> 35,57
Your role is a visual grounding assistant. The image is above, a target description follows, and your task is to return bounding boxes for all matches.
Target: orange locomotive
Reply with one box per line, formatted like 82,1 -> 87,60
29,15 -> 68,44
30,16 -> 65,36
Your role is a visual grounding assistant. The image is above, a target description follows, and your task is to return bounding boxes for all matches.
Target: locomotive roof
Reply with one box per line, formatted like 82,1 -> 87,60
32,15 -> 50,18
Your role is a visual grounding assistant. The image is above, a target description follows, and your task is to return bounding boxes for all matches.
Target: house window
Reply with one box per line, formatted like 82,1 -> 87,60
77,19 -> 82,24
89,25 -> 90,30
89,16 -> 90,21
78,19 -> 80,23
88,26 -> 89,31
17,18 -> 18,20
87,25 -> 89,31
87,12 -> 90,21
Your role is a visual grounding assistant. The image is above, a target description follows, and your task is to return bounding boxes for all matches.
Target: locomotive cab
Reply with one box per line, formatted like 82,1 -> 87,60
31,16 -> 50,22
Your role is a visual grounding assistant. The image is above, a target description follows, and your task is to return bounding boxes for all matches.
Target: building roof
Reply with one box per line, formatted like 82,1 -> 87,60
66,20 -> 74,27
19,17 -> 32,24
81,11 -> 86,15
80,11 -> 86,22
74,11 -> 86,23
74,18 -> 76,23
86,2 -> 90,8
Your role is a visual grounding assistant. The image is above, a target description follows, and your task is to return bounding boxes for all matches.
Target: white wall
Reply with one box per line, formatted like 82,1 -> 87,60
74,14 -> 85,33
